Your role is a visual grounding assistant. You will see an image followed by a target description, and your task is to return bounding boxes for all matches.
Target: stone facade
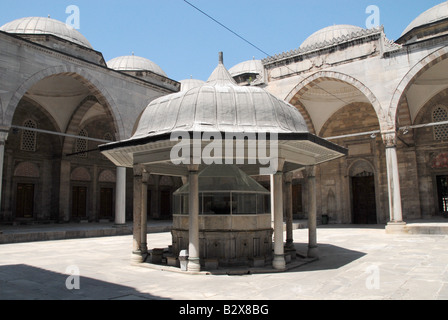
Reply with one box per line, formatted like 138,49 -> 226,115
0,18 -> 181,224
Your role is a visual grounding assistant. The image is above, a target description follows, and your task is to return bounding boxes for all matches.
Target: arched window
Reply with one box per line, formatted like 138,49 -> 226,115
433,105 -> 448,141
76,129 -> 88,158
20,119 -> 37,152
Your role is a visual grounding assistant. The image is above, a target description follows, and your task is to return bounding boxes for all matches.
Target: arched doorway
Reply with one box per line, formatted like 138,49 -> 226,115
349,161 -> 377,224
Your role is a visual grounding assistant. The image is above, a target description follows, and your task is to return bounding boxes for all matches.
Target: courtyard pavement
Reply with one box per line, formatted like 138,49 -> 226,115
0,222 -> 447,301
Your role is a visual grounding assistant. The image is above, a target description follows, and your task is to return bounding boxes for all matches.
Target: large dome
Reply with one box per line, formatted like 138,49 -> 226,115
132,54 -> 308,140
401,1 -> 448,37
107,55 -> 167,77
0,17 -> 92,49
300,24 -> 366,49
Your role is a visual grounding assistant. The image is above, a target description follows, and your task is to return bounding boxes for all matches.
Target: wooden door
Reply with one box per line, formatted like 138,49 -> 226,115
72,186 -> 87,219
100,188 -> 113,219
352,176 -> 377,224
16,183 -> 34,218
436,176 -> 448,213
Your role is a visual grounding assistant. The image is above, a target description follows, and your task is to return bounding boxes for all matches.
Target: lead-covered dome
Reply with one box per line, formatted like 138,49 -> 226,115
229,59 -> 264,78
107,55 -> 167,77
0,17 -> 92,48
179,78 -> 206,92
132,54 -> 308,140
300,24 -> 366,49
401,1 -> 448,37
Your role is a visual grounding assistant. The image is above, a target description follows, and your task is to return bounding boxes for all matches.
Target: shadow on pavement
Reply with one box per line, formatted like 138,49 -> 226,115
289,242 -> 366,273
0,264 -> 170,300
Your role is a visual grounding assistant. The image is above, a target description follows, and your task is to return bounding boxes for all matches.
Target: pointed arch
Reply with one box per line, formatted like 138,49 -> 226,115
286,70 -> 387,133
389,46 -> 448,128
4,65 -> 124,140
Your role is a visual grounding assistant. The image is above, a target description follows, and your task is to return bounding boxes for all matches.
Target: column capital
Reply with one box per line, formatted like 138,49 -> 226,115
133,164 -> 144,177
382,132 -> 397,148
187,164 -> 200,173
142,171 -> 150,184
283,171 -> 293,183
305,165 -> 316,178
0,127 -> 9,142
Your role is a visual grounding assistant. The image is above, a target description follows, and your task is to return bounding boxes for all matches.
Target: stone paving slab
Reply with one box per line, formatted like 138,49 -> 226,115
0,225 -> 447,300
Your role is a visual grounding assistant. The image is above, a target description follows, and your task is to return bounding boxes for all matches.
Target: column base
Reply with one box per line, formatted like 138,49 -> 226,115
187,257 -> 201,272
272,254 -> 286,270
113,223 -> 127,228
385,221 -> 407,234
285,239 -> 294,249
131,250 -> 143,264
307,246 -> 319,259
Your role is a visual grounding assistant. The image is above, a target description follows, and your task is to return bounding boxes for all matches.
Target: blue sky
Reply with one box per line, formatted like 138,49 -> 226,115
0,0 -> 444,81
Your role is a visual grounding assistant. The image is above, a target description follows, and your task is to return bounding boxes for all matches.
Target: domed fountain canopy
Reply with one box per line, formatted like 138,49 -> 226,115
100,53 -> 347,174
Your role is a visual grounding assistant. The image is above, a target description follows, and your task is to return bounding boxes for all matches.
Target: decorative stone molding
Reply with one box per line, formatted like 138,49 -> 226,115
70,167 -> 91,181
98,169 -> 116,183
431,152 -> 448,169
263,27 -> 383,65
14,161 -> 40,178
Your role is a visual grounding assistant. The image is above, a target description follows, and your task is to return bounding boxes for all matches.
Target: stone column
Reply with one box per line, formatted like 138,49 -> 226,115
284,172 -> 294,249
187,164 -> 201,272
383,133 -> 406,232
141,171 -> 149,256
59,160 -> 71,222
0,130 -> 8,216
306,166 -> 319,259
272,160 -> 286,270
132,165 -> 143,263
115,167 -> 126,225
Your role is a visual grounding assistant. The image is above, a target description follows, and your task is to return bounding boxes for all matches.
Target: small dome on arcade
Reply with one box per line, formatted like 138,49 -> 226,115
107,55 -> 167,77
401,1 -> 448,37
0,16 -> 93,49
300,24 -> 366,49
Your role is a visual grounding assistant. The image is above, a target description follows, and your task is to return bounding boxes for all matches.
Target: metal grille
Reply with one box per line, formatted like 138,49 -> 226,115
433,106 -> 448,141
75,129 -> 88,158
20,120 -> 37,152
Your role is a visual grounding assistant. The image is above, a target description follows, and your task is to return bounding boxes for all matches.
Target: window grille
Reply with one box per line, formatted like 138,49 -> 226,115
20,120 -> 37,152
433,106 -> 448,141
76,129 -> 88,158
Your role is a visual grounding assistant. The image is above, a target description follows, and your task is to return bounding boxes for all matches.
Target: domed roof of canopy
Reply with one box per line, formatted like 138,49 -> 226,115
0,16 -> 93,49
401,1 -> 448,37
107,55 -> 167,77
300,24 -> 366,49
131,52 -> 308,140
